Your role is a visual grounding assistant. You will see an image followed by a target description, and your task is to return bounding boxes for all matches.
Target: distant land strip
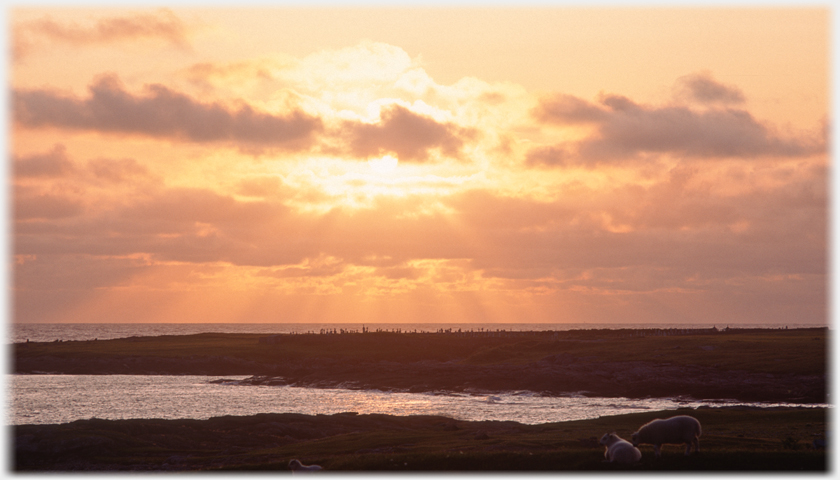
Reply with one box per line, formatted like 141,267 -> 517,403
13,327 -> 828,404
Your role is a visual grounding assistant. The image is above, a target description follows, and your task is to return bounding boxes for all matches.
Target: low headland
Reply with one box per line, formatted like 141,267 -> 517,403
14,326 -> 827,402
11,326 -> 830,471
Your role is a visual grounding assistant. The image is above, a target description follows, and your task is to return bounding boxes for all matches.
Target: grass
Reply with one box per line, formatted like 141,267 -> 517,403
14,407 -> 828,471
264,408 -> 829,471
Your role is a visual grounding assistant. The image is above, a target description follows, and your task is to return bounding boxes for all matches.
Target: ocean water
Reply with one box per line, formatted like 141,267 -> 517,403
8,322 -> 822,344
8,374 -> 828,426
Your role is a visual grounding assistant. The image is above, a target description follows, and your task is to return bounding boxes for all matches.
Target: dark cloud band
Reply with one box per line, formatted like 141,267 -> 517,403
530,88 -> 824,165
342,104 -> 475,162
13,75 -> 323,151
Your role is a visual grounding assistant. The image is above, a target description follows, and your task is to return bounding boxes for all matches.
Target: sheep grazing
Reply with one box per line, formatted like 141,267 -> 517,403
631,415 -> 702,458
599,433 -> 642,464
289,459 -> 322,473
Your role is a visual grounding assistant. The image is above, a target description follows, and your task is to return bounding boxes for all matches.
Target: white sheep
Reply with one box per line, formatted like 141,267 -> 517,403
289,459 -> 322,473
631,415 -> 702,458
599,432 -> 642,464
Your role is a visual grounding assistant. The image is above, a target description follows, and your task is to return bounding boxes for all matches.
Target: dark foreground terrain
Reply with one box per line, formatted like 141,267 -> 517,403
13,407 -> 827,471
13,327 -> 828,403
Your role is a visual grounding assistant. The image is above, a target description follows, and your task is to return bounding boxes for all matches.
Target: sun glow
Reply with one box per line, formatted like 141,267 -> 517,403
368,155 -> 399,174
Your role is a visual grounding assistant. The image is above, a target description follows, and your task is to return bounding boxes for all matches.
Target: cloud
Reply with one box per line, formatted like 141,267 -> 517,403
13,74 -> 323,151
448,189 -> 575,232
15,186 -> 84,220
297,41 -> 415,86
260,254 -> 348,279
14,144 -> 75,177
88,157 -> 154,184
12,167 -> 826,324
524,145 -> 574,168
453,186 -> 824,290
121,187 -> 284,230
585,96 -> 820,158
182,59 -> 279,91
341,104 -> 475,162
531,93 -> 608,124
530,90 -> 824,164
236,176 -> 285,199
674,71 -> 745,105
15,164 -> 824,281
13,9 -> 191,60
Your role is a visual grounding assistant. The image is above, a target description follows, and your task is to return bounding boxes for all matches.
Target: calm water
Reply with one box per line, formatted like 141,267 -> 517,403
8,374 -> 828,426
8,322 -> 823,344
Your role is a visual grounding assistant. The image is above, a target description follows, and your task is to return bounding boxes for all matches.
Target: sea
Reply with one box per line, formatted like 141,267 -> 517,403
6,323 -> 831,426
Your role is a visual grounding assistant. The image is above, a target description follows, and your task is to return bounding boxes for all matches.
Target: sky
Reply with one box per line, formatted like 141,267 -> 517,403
9,6 -> 829,325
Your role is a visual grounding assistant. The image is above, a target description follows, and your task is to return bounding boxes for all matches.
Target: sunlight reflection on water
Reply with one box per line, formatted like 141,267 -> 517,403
7,375 -> 829,426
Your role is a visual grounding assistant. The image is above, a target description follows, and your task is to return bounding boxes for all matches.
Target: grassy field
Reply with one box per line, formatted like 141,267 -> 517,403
13,407 -> 828,471
264,408 -> 829,472
14,327 -> 828,376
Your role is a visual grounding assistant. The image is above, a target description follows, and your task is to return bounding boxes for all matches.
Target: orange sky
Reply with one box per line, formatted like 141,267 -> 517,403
11,7 -> 829,325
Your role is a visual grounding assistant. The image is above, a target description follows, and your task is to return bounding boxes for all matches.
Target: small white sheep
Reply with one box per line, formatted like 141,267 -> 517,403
631,415 -> 702,458
599,432 -> 642,464
289,459 -> 322,473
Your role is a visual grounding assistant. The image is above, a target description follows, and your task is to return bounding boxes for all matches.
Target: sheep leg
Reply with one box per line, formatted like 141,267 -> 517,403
684,442 -> 691,455
653,445 -> 661,458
